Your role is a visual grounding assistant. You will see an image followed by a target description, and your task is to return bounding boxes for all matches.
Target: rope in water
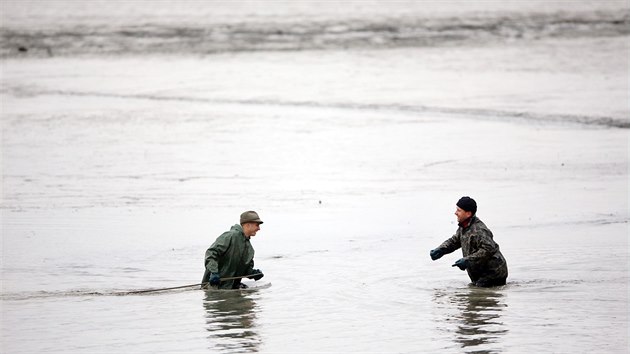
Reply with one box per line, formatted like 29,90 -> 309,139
119,274 -> 262,295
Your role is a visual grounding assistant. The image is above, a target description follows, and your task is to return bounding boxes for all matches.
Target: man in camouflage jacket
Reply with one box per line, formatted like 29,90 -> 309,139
430,197 -> 508,287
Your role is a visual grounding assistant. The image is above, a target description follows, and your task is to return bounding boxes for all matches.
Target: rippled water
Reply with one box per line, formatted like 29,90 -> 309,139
2,98 -> 627,352
2,0 -> 628,57
2,1 -> 629,353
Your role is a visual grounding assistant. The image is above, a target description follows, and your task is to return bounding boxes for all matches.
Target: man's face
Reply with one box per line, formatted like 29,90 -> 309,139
243,222 -> 261,237
455,206 -> 473,223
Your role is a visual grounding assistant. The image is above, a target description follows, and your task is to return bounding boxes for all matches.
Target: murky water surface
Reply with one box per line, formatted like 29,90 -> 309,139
1,1 -> 629,353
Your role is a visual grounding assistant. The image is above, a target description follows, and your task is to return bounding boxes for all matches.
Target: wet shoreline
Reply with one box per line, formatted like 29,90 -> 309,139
2,9 -> 628,57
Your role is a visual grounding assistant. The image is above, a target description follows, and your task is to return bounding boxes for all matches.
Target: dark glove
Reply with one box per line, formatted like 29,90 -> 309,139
430,248 -> 444,261
209,273 -> 221,286
249,269 -> 264,281
452,258 -> 469,270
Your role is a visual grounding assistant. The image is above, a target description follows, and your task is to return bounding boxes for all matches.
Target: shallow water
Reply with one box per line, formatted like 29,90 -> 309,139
1,1 -> 629,353
2,98 -> 627,352
1,216 -> 628,353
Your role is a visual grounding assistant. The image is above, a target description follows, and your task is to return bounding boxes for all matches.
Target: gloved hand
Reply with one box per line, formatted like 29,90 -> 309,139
249,269 -> 264,281
209,273 -> 221,286
430,248 -> 444,260
452,258 -> 469,270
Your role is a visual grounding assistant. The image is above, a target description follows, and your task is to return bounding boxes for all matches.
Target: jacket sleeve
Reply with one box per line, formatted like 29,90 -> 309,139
465,230 -> 498,263
204,232 -> 231,274
246,259 -> 255,274
439,233 -> 462,254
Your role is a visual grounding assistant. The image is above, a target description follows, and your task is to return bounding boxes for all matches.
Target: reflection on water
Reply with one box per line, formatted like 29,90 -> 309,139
203,290 -> 261,353
434,287 -> 508,354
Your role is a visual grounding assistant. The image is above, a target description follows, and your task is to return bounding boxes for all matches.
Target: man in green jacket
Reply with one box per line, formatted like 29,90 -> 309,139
202,211 -> 264,289
429,197 -> 508,287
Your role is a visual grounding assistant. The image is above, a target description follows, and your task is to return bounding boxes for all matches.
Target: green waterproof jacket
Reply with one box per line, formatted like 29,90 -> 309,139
201,224 -> 255,289
438,216 -> 508,283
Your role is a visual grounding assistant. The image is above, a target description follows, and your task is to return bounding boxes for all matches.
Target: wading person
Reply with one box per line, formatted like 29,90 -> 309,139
429,197 -> 508,287
202,211 -> 265,289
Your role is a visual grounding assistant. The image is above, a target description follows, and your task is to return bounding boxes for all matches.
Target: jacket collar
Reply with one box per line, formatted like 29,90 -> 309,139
231,224 -> 250,240
458,215 -> 477,229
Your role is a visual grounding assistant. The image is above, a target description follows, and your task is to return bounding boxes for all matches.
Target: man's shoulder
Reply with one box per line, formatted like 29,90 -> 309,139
471,217 -> 492,232
223,224 -> 243,236
214,224 -> 240,240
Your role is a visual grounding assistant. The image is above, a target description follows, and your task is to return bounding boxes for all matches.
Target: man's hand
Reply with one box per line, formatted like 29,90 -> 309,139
430,248 -> 443,261
209,273 -> 221,286
249,269 -> 264,281
452,258 -> 469,270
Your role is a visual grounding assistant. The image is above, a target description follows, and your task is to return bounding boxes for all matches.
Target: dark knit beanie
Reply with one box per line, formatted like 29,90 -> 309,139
456,196 -> 477,214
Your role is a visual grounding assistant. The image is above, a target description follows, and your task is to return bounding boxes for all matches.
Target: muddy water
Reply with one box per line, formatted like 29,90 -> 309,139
2,93 -> 627,352
2,1 -> 629,353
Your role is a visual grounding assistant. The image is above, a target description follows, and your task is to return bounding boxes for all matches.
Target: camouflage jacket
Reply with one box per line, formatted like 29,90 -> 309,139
201,224 -> 255,289
438,216 -> 508,282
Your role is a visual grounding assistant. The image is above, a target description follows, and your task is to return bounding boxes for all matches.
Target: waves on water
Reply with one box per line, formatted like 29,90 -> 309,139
4,86 -> 629,129
2,10 -> 628,57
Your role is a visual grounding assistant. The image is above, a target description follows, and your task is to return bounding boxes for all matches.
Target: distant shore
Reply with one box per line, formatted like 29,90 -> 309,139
2,10 -> 628,58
